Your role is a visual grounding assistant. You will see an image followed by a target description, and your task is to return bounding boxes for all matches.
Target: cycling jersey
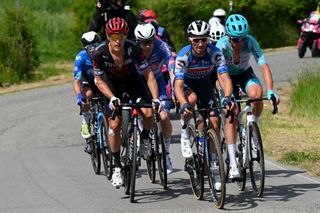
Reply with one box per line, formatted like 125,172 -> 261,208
93,40 -> 152,117
174,44 -> 228,116
93,40 -> 149,78
74,50 -> 100,93
174,43 -> 228,82
215,35 -> 267,75
138,38 -> 175,112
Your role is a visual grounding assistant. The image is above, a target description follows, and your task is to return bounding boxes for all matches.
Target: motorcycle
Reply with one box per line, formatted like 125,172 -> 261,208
297,18 -> 320,58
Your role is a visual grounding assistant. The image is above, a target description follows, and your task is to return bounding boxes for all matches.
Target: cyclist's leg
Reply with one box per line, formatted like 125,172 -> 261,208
244,67 -> 263,120
80,81 -> 93,139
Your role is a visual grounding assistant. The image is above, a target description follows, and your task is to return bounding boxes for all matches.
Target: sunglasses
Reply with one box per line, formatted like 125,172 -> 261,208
140,39 -> 154,46
230,36 -> 247,43
109,34 -> 126,41
190,37 -> 209,44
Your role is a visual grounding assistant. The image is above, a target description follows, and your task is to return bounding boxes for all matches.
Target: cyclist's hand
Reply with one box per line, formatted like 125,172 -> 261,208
152,99 -> 162,113
109,96 -> 120,110
76,93 -> 85,106
222,96 -> 235,111
179,102 -> 192,116
267,90 -> 280,105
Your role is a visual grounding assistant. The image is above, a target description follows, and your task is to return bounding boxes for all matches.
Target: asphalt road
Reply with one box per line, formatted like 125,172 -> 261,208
0,49 -> 319,213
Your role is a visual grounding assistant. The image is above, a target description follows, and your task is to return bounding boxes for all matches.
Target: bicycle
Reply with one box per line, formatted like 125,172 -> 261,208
112,99 -> 153,203
223,94 -> 278,197
146,100 -> 167,190
80,96 -> 111,178
183,105 -> 232,209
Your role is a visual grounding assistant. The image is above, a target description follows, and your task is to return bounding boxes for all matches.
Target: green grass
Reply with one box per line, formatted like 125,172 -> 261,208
291,66 -> 320,118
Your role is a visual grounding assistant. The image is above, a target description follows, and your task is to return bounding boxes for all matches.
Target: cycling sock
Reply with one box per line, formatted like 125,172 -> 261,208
138,117 -> 143,131
141,128 -> 150,140
180,119 -> 189,139
164,138 -> 171,153
82,112 -> 90,124
252,115 -> 260,124
112,151 -> 121,168
228,144 -> 237,166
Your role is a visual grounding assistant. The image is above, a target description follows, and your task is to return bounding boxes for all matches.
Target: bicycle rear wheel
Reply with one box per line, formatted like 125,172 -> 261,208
248,122 -> 265,197
185,124 -> 204,200
130,125 -> 138,203
206,129 -> 226,209
155,123 -> 167,189
99,116 -> 112,180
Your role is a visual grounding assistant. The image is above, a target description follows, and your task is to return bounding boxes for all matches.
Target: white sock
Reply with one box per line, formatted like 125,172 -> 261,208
164,138 -> 171,153
180,119 -> 189,139
228,144 -> 237,166
82,112 -> 90,124
252,115 -> 260,124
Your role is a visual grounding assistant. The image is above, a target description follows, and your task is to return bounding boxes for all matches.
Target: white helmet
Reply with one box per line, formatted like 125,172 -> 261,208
209,21 -> 226,42
213,8 -> 226,17
187,20 -> 210,37
81,31 -> 100,48
134,23 -> 156,40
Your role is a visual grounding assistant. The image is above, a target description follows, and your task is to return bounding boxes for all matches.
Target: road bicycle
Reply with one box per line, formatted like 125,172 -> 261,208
79,96 -> 111,178
146,101 -> 167,190
183,105 -> 232,209
223,94 -> 277,197
112,99 -> 153,203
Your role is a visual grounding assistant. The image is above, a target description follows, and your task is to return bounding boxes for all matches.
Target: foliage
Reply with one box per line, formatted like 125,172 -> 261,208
291,67 -> 320,118
0,6 -> 39,84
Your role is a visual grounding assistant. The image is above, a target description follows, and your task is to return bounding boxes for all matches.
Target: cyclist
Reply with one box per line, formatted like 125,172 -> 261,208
216,14 -> 280,179
138,9 -> 176,51
209,21 -> 226,46
93,17 -> 160,188
209,8 -> 227,26
89,0 -> 137,40
134,23 -> 175,174
73,31 -> 101,153
174,20 -> 235,190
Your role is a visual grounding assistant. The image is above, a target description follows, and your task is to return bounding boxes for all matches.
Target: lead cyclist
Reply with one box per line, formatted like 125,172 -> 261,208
215,14 -> 280,180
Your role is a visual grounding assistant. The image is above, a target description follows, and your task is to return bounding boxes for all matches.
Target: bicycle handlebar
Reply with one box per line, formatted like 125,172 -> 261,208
111,100 -> 153,120
236,95 -> 278,114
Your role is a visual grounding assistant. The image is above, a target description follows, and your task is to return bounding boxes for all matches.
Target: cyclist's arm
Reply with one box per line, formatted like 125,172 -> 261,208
218,72 -> 233,97
73,54 -> 83,95
173,57 -> 188,105
144,68 -> 159,100
94,75 -> 115,99
260,63 -> 274,92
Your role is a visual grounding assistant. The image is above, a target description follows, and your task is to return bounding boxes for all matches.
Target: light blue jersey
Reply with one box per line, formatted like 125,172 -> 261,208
216,35 -> 267,75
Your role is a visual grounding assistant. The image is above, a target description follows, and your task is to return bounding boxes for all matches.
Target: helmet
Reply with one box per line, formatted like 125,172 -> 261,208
105,17 -> 129,35
225,14 -> 249,37
81,31 -> 100,48
209,22 -> 226,42
187,20 -> 210,37
139,9 -> 157,22
213,8 -> 226,17
134,23 -> 156,40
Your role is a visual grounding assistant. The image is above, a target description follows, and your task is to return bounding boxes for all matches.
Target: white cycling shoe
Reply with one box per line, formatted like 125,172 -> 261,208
111,167 -> 123,188
166,153 -> 173,174
229,165 -> 240,179
181,137 -> 192,158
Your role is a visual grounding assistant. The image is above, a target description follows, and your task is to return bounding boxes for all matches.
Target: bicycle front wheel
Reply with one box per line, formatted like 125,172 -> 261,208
248,122 -> 265,197
130,125 -> 138,203
206,129 -> 226,209
185,124 -> 204,200
146,127 -> 156,183
90,135 -> 101,175
99,115 -> 112,180
155,123 -> 167,189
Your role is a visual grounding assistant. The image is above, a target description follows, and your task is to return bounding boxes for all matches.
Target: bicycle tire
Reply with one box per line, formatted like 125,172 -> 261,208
155,123 -> 167,189
130,125 -> 138,203
248,122 -> 265,197
121,109 -> 131,146
206,129 -> 226,209
122,138 -> 131,195
90,135 -> 101,175
99,116 -> 112,180
185,124 -> 204,200
235,128 -> 246,191
146,127 -> 156,183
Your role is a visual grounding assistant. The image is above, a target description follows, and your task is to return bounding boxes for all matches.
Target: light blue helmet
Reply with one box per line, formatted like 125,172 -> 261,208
225,14 -> 249,37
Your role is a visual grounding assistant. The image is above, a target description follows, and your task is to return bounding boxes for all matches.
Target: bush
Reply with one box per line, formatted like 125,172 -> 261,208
0,6 -> 39,83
